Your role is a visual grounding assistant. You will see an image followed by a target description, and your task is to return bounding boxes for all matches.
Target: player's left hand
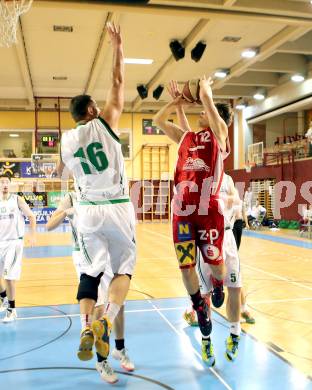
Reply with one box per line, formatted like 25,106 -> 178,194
106,22 -> 122,47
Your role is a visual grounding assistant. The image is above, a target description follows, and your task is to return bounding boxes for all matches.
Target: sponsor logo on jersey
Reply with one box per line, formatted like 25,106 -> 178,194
177,222 -> 192,240
202,244 -> 220,261
183,157 -> 210,172
175,240 -> 196,267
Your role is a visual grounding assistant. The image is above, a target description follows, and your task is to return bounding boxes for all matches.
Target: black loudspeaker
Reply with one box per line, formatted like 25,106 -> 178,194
191,41 -> 206,62
137,84 -> 148,99
153,85 -> 164,100
169,40 -> 185,61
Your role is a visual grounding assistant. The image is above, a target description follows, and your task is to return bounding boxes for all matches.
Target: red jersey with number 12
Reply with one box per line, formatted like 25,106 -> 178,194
174,128 -> 229,204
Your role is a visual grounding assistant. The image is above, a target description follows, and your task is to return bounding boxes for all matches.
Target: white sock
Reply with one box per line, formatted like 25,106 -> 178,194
230,322 -> 241,337
80,314 -> 92,329
105,302 -> 121,324
241,303 -> 247,313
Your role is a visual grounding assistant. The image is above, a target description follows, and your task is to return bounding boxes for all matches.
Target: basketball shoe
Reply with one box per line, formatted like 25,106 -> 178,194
3,308 -> 17,323
202,337 -> 215,367
241,311 -> 255,324
92,316 -> 112,359
112,348 -> 135,371
225,334 -> 240,362
96,360 -> 118,384
211,276 -> 225,308
0,297 -> 8,312
77,327 -> 94,361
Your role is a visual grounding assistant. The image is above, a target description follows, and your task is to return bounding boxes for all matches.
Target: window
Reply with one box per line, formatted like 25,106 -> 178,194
118,129 -> 132,159
142,119 -> 165,135
0,130 -> 33,158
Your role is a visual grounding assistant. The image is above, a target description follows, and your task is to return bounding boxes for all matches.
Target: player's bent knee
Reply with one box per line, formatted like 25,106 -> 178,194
77,273 -> 103,302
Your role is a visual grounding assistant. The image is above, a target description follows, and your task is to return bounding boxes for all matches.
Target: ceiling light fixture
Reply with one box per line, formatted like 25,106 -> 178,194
291,74 -> 305,82
9,133 -> 19,137
241,48 -> 258,59
214,69 -> 229,79
124,58 -> 154,65
235,99 -> 247,110
253,92 -> 265,101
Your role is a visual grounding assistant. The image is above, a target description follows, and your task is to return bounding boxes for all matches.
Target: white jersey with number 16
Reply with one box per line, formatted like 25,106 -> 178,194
61,117 -> 128,202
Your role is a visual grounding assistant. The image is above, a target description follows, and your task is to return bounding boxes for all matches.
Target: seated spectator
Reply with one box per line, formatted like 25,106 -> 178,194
305,121 -> 312,157
247,200 -> 266,227
244,185 -> 253,211
299,204 -> 312,234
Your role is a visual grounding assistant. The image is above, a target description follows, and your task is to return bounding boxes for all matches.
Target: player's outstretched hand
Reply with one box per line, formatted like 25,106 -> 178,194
106,22 -> 122,47
199,75 -> 213,100
167,80 -> 192,107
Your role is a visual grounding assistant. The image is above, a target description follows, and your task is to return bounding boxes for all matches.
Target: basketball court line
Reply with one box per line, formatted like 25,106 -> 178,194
130,281 -> 233,390
243,230 -> 312,249
248,297 -> 312,304
13,306 -> 186,321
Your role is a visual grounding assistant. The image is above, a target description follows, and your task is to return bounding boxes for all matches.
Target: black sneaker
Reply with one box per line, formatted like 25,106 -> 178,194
211,277 -> 225,308
194,302 -> 212,337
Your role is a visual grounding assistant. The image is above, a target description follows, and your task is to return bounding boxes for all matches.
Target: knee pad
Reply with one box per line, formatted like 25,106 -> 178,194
77,273 -> 103,302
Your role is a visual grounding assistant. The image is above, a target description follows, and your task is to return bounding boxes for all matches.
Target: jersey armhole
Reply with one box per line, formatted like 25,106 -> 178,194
98,116 -> 121,144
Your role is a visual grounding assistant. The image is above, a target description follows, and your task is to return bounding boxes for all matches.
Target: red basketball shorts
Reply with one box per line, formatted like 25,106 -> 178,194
172,197 -> 224,268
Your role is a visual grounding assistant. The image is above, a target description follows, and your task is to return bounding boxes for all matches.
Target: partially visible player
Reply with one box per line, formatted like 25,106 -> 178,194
184,174 -> 241,364
47,192 -> 134,384
154,78 -> 232,365
0,175 -> 36,323
232,192 -> 255,324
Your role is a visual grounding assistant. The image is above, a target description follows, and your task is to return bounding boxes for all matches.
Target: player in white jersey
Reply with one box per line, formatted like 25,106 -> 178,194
47,192 -> 134,384
0,175 -> 36,323
57,23 -> 136,371
183,174 -> 242,364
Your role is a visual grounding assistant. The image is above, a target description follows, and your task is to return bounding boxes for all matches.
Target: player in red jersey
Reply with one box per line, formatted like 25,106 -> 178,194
154,77 -> 232,366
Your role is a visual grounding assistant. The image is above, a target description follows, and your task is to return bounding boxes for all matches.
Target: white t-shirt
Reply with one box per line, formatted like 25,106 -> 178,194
0,194 -> 25,241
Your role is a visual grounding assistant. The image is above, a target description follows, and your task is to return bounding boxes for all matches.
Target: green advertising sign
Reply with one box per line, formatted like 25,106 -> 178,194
48,191 -> 66,208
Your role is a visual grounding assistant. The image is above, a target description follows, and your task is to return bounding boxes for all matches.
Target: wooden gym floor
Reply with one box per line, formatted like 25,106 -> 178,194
12,223 -> 312,379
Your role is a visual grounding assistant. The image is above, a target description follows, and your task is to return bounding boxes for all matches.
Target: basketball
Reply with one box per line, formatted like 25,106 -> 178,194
182,78 -> 201,103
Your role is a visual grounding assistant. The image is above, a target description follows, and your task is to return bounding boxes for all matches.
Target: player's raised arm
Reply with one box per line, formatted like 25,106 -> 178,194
167,80 -> 192,133
153,94 -> 189,144
100,22 -> 124,131
199,76 -> 232,151
17,196 -> 36,247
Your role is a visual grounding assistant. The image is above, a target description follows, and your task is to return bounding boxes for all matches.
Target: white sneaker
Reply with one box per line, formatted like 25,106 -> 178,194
112,348 -> 135,372
3,309 -> 17,323
96,360 -> 118,384
0,297 -> 8,312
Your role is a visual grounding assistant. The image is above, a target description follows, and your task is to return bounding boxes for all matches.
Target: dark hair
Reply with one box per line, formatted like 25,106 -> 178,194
216,103 -> 233,126
69,94 -> 92,122
0,174 -> 11,181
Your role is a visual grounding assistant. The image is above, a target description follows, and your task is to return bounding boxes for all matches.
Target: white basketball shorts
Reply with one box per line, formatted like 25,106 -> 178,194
76,201 -> 136,278
0,239 -> 23,281
197,229 -> 242,294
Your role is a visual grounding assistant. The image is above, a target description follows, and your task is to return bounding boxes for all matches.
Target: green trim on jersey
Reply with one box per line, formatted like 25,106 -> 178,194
98,117 -> 121,144
72,246 -> 80,252
79,198 -> 130,206
9,248 -> 18,272
80,234 -> 92,265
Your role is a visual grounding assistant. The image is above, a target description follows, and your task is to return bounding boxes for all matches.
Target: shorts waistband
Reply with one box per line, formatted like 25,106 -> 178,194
79,198 -> 130,206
